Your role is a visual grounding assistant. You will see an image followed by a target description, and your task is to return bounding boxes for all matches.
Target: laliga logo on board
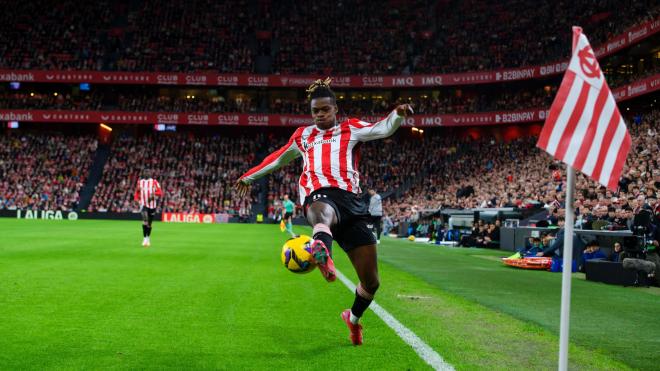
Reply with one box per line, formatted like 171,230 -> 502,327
102,75 -> 112,81
280,117 -> 288,125
217,114 -> 240,125
187,114 -> 209,125
202,215 -> 213,223
185,75 -> 206,85
248,115 -> 269,126
157,113 -> 179,124
217,75 -> 239,85
101,115 -> 109,120
280,77 -> 289,85
156,74 -> 178,84
248,76 -> 269,86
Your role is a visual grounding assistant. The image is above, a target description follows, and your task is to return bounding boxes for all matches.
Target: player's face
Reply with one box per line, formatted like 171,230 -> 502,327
311,97 -> 338,130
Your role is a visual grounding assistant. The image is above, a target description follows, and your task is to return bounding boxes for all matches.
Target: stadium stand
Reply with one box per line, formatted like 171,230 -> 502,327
88,133 -> 262,214
383,110 -> 660,229
0,133 -> 97,211
0,0 -> 656,73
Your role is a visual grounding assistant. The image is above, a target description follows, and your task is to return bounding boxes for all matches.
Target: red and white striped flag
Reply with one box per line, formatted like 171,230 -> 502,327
537,27 -> 631,191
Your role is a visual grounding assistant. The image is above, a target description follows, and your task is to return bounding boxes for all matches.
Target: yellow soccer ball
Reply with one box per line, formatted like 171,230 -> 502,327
281,235 -> 316,274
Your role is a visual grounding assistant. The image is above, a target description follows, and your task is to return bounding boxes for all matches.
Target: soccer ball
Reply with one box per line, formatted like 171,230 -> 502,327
281,235 -> 316,274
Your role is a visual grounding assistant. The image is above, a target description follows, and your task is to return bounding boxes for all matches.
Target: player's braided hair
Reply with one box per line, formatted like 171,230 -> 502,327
306,77 -> 336,101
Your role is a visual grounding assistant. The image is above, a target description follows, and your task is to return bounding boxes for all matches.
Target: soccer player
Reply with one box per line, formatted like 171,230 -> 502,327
235,78 -> 412,345
281,194 -> 297,238
134,169 -> 162,247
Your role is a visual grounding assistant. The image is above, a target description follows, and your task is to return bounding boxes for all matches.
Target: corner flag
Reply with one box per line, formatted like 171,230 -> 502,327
537,27 -> 631,190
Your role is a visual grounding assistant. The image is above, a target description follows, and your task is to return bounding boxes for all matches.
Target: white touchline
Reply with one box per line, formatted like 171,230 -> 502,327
335,270 -> 455,371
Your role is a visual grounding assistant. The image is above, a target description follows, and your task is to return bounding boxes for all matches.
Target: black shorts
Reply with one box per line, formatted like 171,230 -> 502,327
284,211 -> 293,219
303,188 -> 377,252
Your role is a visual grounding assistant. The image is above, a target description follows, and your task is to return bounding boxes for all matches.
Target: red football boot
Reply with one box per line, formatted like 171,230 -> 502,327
341,309 -> 363,345
310,239 -> 336,282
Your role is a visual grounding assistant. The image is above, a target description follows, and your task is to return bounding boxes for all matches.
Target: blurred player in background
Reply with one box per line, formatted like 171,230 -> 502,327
282,194 -> 297,238
134,169 -> 162,247
235,78 -> 413,345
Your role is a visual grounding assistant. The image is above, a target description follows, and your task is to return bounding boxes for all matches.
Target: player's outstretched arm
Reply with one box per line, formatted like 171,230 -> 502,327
354,104 -> 414,141
235,127 -> 303,198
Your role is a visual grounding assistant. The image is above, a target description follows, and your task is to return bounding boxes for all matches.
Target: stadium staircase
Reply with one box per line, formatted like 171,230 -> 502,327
77,144 -> 111,211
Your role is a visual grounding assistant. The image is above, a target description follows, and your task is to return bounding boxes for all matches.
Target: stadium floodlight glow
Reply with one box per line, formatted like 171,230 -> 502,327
411,127 -> 419,132
53,92 -> 58,97
30,92 -> 35,97
100,123 -> 113,132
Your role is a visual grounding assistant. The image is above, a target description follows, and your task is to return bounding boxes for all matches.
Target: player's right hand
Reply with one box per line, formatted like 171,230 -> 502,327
395,104 -> 414,117
234,178 -> 251,198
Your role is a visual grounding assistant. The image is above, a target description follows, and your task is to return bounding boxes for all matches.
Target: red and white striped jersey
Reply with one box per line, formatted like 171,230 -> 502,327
240,110 -> 404,204
134,178 -> 162,209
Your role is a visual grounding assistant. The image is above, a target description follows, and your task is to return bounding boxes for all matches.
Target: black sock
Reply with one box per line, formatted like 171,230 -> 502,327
142,225 -> 148,237
313,231 -> 333,255
146,225 -> 152,237
351,291 -> 373,318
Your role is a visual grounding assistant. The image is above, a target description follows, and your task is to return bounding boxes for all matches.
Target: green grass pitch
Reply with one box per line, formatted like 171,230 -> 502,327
1,219 -> 658,370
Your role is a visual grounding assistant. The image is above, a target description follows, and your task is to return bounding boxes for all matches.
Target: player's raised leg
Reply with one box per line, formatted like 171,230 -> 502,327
342,243 -> 379,345
306,201 -> 338,282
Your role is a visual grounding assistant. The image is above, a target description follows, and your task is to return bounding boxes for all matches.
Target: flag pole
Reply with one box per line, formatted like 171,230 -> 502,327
558,165 -> 576,370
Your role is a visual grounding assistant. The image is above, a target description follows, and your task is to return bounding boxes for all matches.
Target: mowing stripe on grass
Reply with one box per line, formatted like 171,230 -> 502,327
335,269 -> 454,371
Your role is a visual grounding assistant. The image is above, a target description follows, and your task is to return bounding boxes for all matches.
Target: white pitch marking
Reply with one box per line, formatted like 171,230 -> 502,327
335,270 -> 455,371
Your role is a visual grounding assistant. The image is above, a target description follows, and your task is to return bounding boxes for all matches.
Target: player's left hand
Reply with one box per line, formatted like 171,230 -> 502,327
395,104 -> 414,117
234,179 -> 251,199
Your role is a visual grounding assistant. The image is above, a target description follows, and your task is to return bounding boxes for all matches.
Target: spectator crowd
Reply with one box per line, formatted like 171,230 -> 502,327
88,133 -> 262,216
0,0 -> 656,74
0,133 -> 96,211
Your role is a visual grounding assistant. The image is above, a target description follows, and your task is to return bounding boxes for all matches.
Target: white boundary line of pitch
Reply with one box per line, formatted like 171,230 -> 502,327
335,269 -> 455,371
